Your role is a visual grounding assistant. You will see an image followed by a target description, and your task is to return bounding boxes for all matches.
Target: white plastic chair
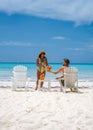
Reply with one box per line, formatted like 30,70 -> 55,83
59,67 -> 78,92
12,66 -> 28,90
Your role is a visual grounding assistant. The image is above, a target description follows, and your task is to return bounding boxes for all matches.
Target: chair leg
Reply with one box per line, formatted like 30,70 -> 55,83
48,81 -> 51,91
59,80 -> 64,92
11,78 -> 16,91
73,81 -> 78,92
25,81 -> 29,91
12,83 -> 16,91
64,80 -> 66,93
76,81 -> 79,92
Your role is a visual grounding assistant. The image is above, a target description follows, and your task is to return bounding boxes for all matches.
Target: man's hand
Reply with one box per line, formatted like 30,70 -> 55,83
56,77 -> 60,80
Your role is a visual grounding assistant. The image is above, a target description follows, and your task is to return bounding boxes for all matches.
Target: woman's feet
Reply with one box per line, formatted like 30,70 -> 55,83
35,87 -> 38,90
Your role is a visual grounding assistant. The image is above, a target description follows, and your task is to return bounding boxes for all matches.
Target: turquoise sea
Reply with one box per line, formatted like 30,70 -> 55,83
0,62 -> 93,80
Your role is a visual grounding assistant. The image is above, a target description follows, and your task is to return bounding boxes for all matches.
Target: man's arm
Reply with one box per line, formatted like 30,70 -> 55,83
51,68 -> 63,74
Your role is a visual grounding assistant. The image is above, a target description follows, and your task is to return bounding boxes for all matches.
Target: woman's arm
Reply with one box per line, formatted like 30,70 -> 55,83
46,58 -> 48,66
36,58 -> 40,67
44,57 -> 48,66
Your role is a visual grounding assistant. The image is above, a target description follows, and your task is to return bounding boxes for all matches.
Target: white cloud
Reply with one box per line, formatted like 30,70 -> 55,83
0,0 -> 93,25
88,45 -> 93,48
0,41 -> 48,47
0,41 -> 34,46
52,36 -> 65,40
68,44 -> 93,52
87,44 -> 93,52
68,48 -> 84,51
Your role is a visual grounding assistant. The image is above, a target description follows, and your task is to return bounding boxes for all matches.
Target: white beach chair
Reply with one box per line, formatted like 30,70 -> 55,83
12,66 -> 28,90
59,67 -> 78,93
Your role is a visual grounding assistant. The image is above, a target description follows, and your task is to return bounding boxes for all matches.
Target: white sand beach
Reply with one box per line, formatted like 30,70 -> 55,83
0,82 -> 93,130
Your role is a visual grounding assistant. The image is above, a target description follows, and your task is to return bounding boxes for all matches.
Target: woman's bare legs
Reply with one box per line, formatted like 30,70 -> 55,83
40,82 -> 44,88
35,71 -> 40,90
40,71 -> 46,88
35,80 -> 44,90
35,71 -> 46,90
35,80 -> 39,90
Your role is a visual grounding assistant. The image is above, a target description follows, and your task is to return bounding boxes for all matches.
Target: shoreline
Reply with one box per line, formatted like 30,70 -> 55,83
0,79 -> 93,88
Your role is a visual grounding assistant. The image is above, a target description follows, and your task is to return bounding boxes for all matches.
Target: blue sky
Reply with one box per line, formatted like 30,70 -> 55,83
0,0 -> 93,63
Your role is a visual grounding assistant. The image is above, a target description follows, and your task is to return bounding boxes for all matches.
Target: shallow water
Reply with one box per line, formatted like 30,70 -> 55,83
0,62 -> 93,80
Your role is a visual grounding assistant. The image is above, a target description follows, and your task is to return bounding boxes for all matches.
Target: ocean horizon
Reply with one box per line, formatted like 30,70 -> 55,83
0,62 -> 93,80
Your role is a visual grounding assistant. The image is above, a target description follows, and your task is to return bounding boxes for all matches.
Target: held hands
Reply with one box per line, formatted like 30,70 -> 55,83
46,66 -> 52,72
46,66 -> 55,74
46,66 -> 56,74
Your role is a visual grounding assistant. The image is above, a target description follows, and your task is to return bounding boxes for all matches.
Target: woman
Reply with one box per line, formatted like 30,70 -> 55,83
35,51 -> 48,90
